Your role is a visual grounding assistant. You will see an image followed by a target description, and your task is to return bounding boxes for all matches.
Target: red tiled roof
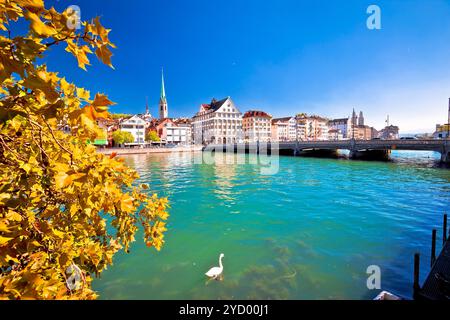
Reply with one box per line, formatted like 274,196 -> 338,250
243,110 -> 271,119
272,117 -> 294,122
174,118 -> 191,125
272,119 -> 290,125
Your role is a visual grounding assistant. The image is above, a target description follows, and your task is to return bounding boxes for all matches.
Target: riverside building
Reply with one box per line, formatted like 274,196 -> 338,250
192,97 -> 243,144
242,110 -> 272,142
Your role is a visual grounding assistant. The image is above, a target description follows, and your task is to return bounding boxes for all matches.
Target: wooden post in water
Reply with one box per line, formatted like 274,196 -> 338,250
431,229 -> 437,267
444,214 -> 448,245
413,253 -> 421,299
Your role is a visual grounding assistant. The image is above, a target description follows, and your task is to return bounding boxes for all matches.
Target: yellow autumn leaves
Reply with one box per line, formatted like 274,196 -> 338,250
1,0 -> 115,73
0,0 -> 169,300
64,16 -> 116,70
24,9 -> 55,36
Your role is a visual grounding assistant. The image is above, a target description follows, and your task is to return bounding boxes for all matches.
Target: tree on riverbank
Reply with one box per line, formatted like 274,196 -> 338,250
0,0 -> 169,299
110,113 -> 132,120
146,131 -> 160,142
112,130 -> 135,145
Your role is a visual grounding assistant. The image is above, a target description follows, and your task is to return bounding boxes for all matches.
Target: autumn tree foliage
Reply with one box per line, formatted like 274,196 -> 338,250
112,130 -> 134,145
0,0 -> 169,299
110,113 -> 132,120
146,131 -> 160,142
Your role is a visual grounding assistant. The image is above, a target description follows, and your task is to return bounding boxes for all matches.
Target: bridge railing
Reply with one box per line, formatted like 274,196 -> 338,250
354,139 -> 444,146
278,139 -> 445,146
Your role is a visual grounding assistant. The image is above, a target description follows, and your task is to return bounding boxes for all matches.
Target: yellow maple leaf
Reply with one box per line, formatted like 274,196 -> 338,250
92,93 -> 114,108
120,194 -> 135,213
69,173 -> 86,181
95,45 -> 114,68
91,17 -> 111,43
0,236 -> 14,246
81,94 -> 114,120
54,171 -> 72,189
20,162 -> 32,174
24,10 -> 55,36
17,0 -> 45,10
0,220 -> 10,232
76,87 -> 91,102
65,40 -> 90,71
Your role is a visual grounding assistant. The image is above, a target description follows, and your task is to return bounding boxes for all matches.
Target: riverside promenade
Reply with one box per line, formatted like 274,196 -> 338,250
97,145 -> 203,156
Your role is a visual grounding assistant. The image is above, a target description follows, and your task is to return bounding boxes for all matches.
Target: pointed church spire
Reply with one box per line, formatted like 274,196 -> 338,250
358,111 -> 364,126
159,68 -> 168,119
351,108 -> 357,125
145,96 -> 149,114
161,68 -> 166,102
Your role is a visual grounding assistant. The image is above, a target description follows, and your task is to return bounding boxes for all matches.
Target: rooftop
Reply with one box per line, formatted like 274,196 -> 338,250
272,116 -> 294,123
201,97 -> 229,112
243,110 -> 272,119
329,118 -> 349,123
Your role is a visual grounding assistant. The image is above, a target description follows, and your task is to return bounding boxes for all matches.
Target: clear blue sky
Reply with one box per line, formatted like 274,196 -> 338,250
39,0 -> 450,132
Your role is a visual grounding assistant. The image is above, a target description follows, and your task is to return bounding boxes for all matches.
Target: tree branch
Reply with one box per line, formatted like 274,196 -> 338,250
41,116 -> 74,164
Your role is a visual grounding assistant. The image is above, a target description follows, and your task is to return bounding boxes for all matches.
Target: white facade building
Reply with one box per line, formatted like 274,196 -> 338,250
192,97 -> 243,144
271,117 -> 297,141
242,110 -> 272,142
151,118 -> 192,145
287,117 -> 297,141
328,118 -> 351,140
328,129 -> 344,141
166,126 -> 189,144
120,115 -> 146,143
297,115 -> 329,141
271,119 -> 289,142
173,119 -> 192,145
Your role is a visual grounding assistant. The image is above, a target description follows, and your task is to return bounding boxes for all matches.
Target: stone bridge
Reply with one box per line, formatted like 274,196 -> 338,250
204,139 -> 450,163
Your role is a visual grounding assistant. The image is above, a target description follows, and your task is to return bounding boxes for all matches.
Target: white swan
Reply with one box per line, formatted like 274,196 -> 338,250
205,253 -> 224,279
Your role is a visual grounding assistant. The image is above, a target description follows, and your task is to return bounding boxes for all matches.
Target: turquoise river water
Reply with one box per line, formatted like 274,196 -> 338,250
92,151 -> 450,300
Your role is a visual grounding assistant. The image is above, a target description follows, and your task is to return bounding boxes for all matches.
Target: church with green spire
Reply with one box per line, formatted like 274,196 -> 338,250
159,69 -> 168,119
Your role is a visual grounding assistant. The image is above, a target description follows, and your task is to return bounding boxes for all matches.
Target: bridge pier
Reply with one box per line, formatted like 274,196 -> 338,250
441,150 -> 450,164
349,149 -> 391,161
440,141 -> 450,163
292,142 -> 300,156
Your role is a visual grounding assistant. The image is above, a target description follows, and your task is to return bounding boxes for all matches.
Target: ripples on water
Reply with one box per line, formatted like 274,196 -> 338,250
92,151 -> 450,300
